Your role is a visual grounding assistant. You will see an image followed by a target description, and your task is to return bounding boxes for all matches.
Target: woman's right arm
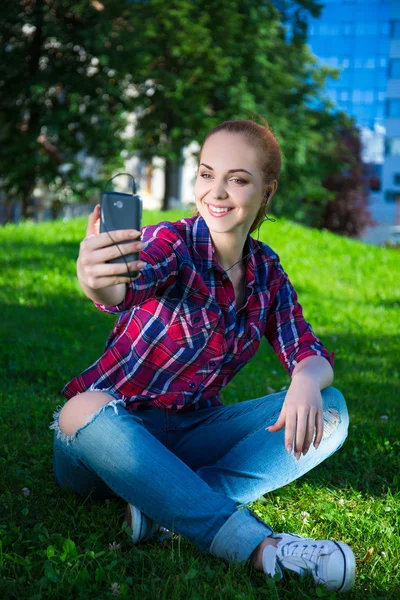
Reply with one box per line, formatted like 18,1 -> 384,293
77,204 -> 146,307
77,269 -> 128,307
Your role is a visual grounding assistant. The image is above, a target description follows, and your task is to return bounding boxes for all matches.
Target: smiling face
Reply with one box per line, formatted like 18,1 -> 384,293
194,131 -> 267,239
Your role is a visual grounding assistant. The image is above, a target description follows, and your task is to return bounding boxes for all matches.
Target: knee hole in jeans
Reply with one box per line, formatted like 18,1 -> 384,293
58,391 -> 118,435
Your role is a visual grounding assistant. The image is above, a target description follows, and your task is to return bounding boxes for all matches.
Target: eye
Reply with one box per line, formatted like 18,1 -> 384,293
200,173 -> 247,184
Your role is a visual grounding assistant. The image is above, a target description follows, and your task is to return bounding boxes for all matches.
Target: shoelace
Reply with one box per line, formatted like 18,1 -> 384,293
278,540 -> 329,579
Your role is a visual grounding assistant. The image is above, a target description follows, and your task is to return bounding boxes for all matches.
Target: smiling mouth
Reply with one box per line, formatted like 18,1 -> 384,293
206,204 -> 234,217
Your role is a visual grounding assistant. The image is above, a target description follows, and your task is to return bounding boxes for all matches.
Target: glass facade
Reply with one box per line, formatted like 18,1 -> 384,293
387,99 -> 400,117
273,0 -> 400,230
386,138 -> 400,155
306,0 -> 392,129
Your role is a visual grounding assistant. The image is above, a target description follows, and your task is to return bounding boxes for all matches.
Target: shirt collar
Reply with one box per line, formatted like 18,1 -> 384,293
190,213 -> 258,284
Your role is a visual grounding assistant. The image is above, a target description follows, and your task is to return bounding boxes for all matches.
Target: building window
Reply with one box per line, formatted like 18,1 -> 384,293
355,23 -> 365,36
342,22 -> 352,36
385,138 -> 400,156
389,59 -> 400,78
391,20 -> 400,39
326,57 -> 339,67
385,191 -> 400,202
387,100 -> 400,118
328,90 -> 338,103
394,174 -> 400,185
364,91 -> 374,104
380,22 -> 390,36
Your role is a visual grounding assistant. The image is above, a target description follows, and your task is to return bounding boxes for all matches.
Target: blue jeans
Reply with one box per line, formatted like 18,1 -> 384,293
50,386 -> 349,566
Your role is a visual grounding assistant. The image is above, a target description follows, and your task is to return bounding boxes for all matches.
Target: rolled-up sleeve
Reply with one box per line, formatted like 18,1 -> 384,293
93,222 -> 181,315
265,258 -> 334,377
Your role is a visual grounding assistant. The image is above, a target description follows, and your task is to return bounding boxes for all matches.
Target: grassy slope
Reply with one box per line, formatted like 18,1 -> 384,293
0,209 -> 399,599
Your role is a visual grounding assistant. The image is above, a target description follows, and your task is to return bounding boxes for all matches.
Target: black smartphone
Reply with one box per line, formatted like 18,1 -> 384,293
100,189 -> 143,278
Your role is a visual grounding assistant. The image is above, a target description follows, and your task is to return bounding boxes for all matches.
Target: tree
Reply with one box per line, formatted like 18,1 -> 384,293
318,119 -> 376,237
0,0 -> 343,224
119,0 -> 341,212
0,0 -> 133,221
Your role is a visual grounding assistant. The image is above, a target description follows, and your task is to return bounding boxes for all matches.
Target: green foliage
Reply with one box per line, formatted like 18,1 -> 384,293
0,0 -> 349,224
121,0 -> 345,215
0,0 -> 130,211
0,208 -> 399,598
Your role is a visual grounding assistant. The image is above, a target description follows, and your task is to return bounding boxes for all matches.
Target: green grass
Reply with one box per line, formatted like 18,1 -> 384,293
0,208 -> 399,600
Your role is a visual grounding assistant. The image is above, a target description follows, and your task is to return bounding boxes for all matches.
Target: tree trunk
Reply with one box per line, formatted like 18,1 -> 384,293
19,0 -> 44,221
3,195 -> 12,225
21,178 -> 35,221
162,152 -> 184,210
162,157 -> 173,211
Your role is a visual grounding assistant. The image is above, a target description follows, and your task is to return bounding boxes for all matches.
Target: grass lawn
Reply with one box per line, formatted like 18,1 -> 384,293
0,208 -> 399,600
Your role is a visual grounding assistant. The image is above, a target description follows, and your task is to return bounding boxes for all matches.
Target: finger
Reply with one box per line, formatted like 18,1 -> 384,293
266,405 -> 286,432
85,204 -> 101,238
83,228 -> 142,251
97,239 -> 147,263
314,410 -> 324,449
91,259 -> 147,280
302,409 -> 316,455
87,261 -> 146,288
284,411 -> 297,454
294,410 -> 308,458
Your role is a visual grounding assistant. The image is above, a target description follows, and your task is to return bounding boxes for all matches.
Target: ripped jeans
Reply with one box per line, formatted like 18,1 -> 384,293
50,386 -> 349,566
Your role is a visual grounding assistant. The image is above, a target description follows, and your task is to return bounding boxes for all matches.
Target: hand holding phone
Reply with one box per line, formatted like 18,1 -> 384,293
77,204 -> 147,290
100,175 -> 143,279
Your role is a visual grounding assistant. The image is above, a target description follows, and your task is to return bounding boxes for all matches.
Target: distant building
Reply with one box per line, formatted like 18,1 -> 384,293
381,7 -> 400,224
303,0 -> 400,242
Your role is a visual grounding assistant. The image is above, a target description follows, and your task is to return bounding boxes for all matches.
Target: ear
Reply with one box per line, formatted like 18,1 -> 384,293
269,180 -> 278,196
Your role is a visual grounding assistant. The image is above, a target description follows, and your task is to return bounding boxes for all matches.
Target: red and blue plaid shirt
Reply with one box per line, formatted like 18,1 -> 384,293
61,214 -> 334,413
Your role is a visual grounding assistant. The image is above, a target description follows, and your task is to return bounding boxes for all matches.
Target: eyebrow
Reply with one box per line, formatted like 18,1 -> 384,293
199,163 -> 253,176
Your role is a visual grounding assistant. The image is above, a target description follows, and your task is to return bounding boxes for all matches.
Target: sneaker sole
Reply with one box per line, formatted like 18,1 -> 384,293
125,503 -> 147,544
332,541 -> 356,593
125,504 -> 174,544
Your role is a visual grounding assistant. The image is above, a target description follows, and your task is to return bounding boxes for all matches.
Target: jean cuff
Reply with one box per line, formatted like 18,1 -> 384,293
209,507 -> 274,566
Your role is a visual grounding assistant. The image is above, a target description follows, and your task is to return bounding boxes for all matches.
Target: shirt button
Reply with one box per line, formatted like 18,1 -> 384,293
209,361 -> 216,367
189,383 -> 196,389
193,316 -> 201,323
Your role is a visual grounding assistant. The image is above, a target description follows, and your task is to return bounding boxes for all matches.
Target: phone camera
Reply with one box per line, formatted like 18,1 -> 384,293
113,200 -> 123,208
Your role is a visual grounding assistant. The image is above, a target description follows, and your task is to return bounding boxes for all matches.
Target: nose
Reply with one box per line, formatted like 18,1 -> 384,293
211,179 -> 228,200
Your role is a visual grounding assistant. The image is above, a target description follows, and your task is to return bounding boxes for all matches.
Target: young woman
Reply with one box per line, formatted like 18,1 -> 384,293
50,119 -> 355,592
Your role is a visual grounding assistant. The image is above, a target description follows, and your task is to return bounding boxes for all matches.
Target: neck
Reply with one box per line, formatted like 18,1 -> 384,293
211,234 -> 248,273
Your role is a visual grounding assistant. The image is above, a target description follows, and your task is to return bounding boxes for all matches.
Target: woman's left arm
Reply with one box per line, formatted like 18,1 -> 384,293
267,355 -> 334,459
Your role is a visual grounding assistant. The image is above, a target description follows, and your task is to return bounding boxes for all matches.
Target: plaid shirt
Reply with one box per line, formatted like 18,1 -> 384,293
61,214 -> 334,413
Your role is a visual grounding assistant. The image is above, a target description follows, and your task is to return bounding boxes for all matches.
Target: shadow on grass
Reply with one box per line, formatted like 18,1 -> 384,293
1,297 -> 399,502
1,299 -> 398,599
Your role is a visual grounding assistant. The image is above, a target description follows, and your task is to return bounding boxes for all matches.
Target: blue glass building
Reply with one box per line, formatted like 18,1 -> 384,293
307,1 -> 391,128
277,0 -> 400,236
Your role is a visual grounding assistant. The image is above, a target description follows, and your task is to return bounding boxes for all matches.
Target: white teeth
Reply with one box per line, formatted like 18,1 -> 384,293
208,205 -> 232,214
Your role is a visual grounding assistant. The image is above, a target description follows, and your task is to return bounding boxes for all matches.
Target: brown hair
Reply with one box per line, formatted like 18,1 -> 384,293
192,118 -> 282,234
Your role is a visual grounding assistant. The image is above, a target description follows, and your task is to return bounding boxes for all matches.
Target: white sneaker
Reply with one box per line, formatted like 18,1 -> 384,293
125,503 -> 173,544
261,532 -> 356,592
